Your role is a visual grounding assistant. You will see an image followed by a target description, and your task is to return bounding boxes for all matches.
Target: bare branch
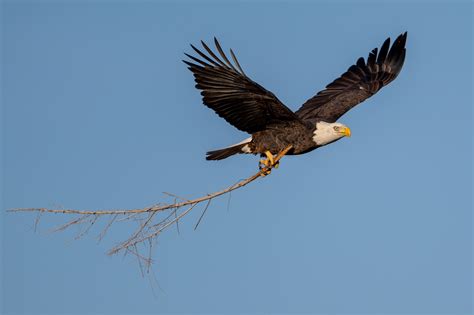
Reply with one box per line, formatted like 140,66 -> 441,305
9,146 -> 293,266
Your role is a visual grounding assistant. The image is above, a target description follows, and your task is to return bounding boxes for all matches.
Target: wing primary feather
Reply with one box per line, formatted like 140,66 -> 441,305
213,37 -> 239,72
190,44 -> 220,67
183,60 -> 202,70
230,48 -> 247,76
184,53 -> 212,67
377,37 -> 390,64
394,49 -> 406,72
200,40 -> 228,68
387,32 -> 407,63
367,48 -> 377,66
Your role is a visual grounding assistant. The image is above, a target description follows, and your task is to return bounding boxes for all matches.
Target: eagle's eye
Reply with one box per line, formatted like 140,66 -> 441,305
333,126 -> 340,132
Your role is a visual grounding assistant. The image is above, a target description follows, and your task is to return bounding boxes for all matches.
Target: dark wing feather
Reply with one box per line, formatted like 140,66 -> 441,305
184,38 -> 298,134
296,32 -> 407,123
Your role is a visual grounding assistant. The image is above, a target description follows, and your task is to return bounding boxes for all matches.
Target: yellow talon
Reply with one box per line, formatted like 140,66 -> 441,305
259,150 -> 277,176
264,151 -> 275,166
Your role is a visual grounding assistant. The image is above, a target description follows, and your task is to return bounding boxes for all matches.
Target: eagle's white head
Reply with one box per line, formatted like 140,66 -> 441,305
312,121 -> 351,146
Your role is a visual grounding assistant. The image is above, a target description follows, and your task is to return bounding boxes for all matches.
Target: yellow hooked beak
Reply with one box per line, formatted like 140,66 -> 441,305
341,126 -> 351,137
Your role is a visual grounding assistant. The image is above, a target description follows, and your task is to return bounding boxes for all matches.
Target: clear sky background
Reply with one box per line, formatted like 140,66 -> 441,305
1,1 -> 472,314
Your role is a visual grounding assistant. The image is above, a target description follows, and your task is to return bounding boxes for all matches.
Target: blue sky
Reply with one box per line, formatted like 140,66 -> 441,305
2,1 -> 472,314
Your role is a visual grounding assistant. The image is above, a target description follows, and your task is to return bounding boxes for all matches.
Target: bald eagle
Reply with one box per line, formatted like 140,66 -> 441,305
184,32 -> 407,172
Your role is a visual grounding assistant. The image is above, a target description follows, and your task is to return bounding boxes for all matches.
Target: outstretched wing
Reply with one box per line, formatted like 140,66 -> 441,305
296,32 -> 407,123
184,38 -> 298,134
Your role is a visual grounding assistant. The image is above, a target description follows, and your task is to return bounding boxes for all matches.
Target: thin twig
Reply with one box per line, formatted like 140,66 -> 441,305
174,208 -> 180,234
51,214 -> 91,233
98,214 -> 118,242
194,198 -> 212,230
163,192 -> 190,202
74,215 -> 99,240
34,212 -> 43,232
226,191 -> 232,212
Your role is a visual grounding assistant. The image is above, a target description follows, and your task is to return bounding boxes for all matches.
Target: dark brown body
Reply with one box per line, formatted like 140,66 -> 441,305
249,121 -> 317,155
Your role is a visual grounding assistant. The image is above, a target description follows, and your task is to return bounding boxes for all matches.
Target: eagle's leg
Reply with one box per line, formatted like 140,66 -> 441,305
259,151 -> 276,176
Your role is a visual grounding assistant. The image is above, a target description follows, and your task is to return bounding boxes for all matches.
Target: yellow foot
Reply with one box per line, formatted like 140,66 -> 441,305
259,150 -> 276,176
258,145 -> 291,176
258,159 -> 271,176
258,151 -> 275,168
264,151 -> 275,166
